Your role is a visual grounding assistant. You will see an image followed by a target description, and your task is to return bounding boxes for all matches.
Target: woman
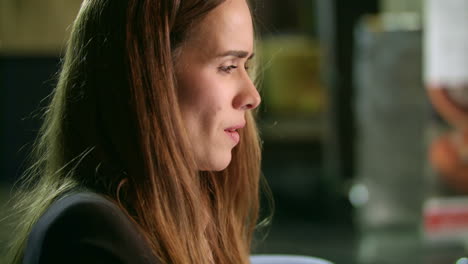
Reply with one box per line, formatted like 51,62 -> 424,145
6,0 -> 268,263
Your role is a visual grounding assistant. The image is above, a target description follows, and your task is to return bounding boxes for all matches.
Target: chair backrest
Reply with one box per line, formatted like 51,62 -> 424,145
250,254 -> 334,264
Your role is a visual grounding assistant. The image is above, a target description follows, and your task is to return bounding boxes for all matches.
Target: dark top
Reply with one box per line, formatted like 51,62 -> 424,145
22,192 -> 156,264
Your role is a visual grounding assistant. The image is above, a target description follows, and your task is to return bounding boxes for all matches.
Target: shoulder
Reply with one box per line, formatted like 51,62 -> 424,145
23,192 -> 155,264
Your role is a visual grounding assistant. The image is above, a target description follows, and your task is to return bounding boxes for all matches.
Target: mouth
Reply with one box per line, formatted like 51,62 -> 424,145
224,124 -> 245,144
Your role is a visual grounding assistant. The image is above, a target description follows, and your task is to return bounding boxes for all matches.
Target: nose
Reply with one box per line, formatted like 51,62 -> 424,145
233,74 -> 261,111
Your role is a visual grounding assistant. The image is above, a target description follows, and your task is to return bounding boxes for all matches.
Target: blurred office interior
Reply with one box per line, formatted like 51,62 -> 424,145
2,0 -> 468,263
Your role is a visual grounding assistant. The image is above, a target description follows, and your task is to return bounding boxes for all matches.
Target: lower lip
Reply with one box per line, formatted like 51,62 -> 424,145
225,130 -> 240,144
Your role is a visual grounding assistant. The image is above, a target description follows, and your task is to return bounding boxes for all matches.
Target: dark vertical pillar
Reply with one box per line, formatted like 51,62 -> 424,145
316,0 -> 379,203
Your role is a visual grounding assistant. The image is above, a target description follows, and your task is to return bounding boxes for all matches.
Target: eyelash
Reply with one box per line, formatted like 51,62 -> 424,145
218,64 -> 250,74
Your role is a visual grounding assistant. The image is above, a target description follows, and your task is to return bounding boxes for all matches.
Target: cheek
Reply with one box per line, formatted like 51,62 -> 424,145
179,71 -> 230,115
193,90 -> 224,132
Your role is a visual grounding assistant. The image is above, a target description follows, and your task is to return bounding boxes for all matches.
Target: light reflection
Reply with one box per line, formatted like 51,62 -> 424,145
349,183 -> 369,207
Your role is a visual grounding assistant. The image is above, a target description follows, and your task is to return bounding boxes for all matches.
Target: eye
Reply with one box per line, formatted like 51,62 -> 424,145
218,65 -> 238,74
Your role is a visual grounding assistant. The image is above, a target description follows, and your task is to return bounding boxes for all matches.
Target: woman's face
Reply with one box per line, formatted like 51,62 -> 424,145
175,0 -> 260,171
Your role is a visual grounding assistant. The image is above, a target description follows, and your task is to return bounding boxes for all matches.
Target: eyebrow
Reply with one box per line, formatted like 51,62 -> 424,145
218,50 -> 255,60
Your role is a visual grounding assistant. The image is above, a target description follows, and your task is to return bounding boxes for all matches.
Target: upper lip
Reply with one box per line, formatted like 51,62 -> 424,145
224,123 -> 245,132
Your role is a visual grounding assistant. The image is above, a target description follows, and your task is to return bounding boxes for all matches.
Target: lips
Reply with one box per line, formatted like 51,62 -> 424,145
224,123 -> 245,144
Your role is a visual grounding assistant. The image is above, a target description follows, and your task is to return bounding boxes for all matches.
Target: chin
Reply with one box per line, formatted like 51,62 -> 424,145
200,153 -> 232,172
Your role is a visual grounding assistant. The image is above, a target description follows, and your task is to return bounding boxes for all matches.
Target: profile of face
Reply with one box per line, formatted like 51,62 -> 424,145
175,0 -> 261,171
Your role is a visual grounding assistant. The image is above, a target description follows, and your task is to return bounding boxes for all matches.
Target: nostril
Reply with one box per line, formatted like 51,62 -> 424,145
244,103 -> 253,110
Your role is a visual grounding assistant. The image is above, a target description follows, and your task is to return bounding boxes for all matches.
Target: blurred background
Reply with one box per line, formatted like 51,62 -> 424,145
2,0 -> 468,263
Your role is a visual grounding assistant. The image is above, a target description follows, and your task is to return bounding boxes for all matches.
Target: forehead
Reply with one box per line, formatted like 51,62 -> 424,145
183,0 -> 254,56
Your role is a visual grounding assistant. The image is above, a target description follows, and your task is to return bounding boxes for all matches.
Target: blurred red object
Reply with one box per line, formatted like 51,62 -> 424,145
430,129 -> 468,194
427,86 -> 468,127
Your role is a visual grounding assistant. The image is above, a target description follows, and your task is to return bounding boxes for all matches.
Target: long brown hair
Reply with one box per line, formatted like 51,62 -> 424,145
6,0 -> 267,263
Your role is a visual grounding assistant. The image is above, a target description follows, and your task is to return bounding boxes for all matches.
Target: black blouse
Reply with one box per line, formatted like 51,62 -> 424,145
22,192 -> 157,264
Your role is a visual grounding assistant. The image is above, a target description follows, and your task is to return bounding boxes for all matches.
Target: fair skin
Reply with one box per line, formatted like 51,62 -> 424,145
175,0 -> 261,171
